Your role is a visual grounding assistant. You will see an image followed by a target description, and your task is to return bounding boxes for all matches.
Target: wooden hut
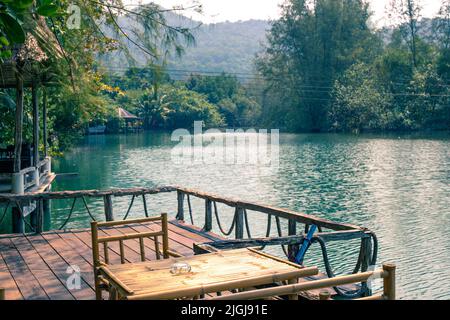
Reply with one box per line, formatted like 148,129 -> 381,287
0,17 -> 63,232
118,107 -> 143,133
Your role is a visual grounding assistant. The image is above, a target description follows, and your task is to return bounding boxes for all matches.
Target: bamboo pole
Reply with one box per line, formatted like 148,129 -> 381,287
97,231 -> 164,243
97,216 -> 162,228
211,269 -> 385,300
383,263 -> 396,300
90,221 -> 102,300
162,213 -> 169,259
127,267 -> 319,300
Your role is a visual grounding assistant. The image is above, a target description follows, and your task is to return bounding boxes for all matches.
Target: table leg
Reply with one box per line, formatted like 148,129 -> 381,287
109,286 -> 118,300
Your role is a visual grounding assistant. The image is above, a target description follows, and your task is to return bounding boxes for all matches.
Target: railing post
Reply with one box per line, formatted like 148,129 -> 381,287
103,195 -> 114,221
383,263 -> 396,300
30,200 -> 44,233
203,199 -> 212,232
235,207 -> 244,239
11,172 -> 24,194
177,191 -> 185,221
12,206 -> 24,233
288,219 -> 297,260
33,168 -> 40,187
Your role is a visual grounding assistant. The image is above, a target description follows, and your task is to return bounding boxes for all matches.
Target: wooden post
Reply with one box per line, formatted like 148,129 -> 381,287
235,207 -> 244,239
43,88 -> 48,157
43,198 -> 51,230
32,80 -> 39,167
30,200 -> 44,233
203,199 -> 212,232
13,71 -> 24,174
288,219 -> 297,260
103,195 -> 114,221
12,207 -> 24,233
90,221 -> 102,300
383,263 -> 396,300
32,80 -> 40,188
0,288 -> 5,300
177,191 -> 185,221
161,213 -> 169,259
319,291 -> 331,300
12,69 -> 25,196
359,237 -> 372,296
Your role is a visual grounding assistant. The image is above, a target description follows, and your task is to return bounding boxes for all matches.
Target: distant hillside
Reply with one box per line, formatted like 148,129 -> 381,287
97,12 -> 269,78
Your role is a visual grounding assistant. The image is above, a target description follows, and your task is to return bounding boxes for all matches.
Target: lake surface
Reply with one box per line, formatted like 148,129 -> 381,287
44,132 -> 450,299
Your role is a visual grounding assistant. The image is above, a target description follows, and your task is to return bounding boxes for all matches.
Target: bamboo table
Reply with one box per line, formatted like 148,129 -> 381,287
98,248 -> 319,300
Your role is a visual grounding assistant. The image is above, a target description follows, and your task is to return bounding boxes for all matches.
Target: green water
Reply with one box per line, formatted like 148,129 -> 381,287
4,131 -> 450,299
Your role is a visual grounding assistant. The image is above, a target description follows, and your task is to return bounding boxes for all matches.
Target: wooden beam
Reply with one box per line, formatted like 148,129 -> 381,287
0,186 -> 177,201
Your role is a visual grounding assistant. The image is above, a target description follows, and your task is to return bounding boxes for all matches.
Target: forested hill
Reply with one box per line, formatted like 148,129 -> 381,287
167,19 -> 269,75
98,12 -> 269,76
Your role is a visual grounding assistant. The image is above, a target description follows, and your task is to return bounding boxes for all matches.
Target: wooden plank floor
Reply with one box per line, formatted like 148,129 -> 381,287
0,220 -> 223,300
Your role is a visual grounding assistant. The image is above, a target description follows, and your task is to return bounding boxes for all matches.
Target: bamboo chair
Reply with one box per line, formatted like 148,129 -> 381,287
91,214 -> 182,300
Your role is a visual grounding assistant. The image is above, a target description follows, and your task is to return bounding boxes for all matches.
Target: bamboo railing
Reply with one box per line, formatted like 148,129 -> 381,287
0,185 -> 381,299
209,263 -> 396,301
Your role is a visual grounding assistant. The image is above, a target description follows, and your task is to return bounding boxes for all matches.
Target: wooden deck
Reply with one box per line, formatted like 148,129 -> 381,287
0,220 -> 223,300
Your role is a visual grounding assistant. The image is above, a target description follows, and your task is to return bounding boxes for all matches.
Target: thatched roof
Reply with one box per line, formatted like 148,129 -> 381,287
118,107 -> 140,119
0,16 -> 65,88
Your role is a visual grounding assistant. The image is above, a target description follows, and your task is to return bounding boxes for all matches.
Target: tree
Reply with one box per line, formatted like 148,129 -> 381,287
186,74 -> 261,127
434,0 -> 450,50
330,63 -> 392,132
388,0 -> 423,68
136,84 -> 224,129
0,0 -> 59,61
257,0 -> 382,132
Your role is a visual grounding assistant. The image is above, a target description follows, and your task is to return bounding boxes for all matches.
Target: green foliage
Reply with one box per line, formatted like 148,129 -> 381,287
0,0 -> 59,60
258,0 -> 450,133
135,84 -> 224,129
330,63 -> 392,132
257,0 -> 381,132
186,74 -> 261,126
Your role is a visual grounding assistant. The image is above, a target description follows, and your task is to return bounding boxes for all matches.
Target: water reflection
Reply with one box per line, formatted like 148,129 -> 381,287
46,131 -> 450,299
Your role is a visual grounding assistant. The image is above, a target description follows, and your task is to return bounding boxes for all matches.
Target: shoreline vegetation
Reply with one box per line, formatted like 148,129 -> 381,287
0,0 -> 449,155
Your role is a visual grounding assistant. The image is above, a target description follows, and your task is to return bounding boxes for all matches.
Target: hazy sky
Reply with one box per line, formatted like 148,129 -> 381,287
126,0 -> 444,25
